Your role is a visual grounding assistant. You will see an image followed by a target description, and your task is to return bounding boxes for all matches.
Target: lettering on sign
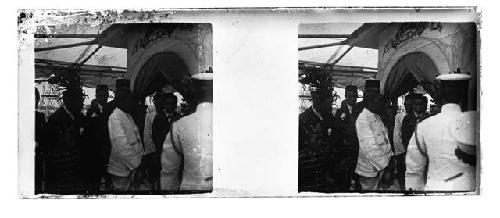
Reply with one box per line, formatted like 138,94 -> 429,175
131,24 -> 194,55
383,22 -> 442,54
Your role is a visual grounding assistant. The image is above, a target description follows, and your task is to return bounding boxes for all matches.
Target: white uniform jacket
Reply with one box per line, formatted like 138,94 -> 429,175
355,108 -> 393,177
107,108 -> 144,177
405,103 -> 476,191
161,102 -> 213,191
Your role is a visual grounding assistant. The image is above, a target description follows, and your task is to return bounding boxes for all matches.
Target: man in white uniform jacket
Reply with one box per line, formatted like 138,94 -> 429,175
107,89 -> 144,191
405,72 -> 475,191
356,94 -> 393,190
161,72 -> 213,191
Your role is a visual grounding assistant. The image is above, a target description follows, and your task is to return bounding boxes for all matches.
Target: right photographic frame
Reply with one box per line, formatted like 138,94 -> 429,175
298,22 -> 479,195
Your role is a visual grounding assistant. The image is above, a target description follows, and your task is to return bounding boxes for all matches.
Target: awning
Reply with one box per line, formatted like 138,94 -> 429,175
299,61 -> 377,91
96,23 -> 198,48
298,23 -> 378,90
34,21 -> 128,89
35,59 -> 126,89
344,23 -> 391,49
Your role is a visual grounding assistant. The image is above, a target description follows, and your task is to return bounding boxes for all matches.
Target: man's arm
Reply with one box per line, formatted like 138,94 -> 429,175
405,130 -> 427,190
393,114 -> 404,153
143,113 -> 156,154
108,114 -> 142,170
160,125 -> 182,190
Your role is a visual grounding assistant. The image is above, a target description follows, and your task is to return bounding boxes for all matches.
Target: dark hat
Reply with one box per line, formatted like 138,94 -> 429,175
365,79 -> 380,90
96,84 -> 109,92
345,85 -> 358,92
408,94 -> 427,103
63,87 -> 84,99
310,86 -> 333,100
153,91 -> 164,101
405,93 -> 419,101
153,91 -> 176,101
115,79 -> 130,90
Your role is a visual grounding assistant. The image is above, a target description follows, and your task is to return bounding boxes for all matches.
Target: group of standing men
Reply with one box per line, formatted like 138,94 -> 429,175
35,73 -> 213,194
299,72 -> 477,192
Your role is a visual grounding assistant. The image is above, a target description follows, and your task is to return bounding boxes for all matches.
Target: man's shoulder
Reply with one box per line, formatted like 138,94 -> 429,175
175,107 -> 211,126
353,101 -> 365,109
396,112 -> 406,118
103,100 -> 116,111
171,112 -> 198,134
359,108 -> 370,116
171,111 -> 182,121
299,107 -> 317,124
420,112 -> 431,121
109,108 -> 124,119
336,104 -> 349,114
36,111 -> 45,121
355,109 -> 369,122
47,107 -> 66,122
402,112 -> 414,121
416,113 -> 440,129
299,107 -> 314,119
145,110 -> 156,119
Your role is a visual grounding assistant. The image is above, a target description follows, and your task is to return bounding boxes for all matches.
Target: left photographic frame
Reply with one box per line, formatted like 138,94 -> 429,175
23,11 -> 213,196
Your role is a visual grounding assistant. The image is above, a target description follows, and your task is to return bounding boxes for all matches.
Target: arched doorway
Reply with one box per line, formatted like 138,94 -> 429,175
130,52 -> 196,136
384,52 -> 440,103
133,52 -> 194,101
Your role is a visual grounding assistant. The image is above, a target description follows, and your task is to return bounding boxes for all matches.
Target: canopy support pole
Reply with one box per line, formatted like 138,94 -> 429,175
34,34 -> 100,38
34,40 -> 97,52
329,45 -> 354,66
326,45 -> 345,64
298,41 -> 345,51
298,34 -> 351,38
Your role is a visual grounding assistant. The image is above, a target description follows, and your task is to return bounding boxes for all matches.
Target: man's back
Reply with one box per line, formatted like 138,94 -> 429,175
161,103 -> 213,191
406,104 -> 475,191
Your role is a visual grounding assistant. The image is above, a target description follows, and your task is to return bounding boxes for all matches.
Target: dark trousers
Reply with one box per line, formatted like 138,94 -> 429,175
353,173 -> 361,190
395,153 -> 406,190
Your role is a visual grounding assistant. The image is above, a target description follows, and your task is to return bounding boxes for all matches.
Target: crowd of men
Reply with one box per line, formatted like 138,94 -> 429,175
299,72 -> 477,192
34,73 -> 213,194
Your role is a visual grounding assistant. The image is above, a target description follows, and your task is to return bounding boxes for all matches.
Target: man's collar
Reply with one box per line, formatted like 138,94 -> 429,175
364,107 -> 381,118
413,111 -> 424,118
116,107 -> 129,115
157,109 -> 174,117
98,103 -> 104,112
